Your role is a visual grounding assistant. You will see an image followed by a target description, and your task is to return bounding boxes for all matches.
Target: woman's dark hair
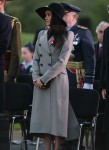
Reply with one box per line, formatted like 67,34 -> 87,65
48,12 -> 68,49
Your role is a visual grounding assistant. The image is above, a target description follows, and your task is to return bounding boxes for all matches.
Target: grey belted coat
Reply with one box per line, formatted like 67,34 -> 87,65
30,30 -> 80,140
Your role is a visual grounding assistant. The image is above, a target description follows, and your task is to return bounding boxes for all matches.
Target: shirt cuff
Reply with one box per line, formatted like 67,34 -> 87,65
83,83 -> 93,89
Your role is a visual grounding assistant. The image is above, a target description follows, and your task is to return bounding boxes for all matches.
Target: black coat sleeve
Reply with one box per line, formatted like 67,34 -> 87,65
82,29 -> 95,84
0,13 -> 12,56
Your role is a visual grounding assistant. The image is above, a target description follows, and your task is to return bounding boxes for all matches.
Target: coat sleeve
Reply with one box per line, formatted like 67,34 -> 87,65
82,29 -> 95,84
8,18 -> 21,79
40,31 -> 74,84
32,32 -> 41,81
0,15 -> 11,56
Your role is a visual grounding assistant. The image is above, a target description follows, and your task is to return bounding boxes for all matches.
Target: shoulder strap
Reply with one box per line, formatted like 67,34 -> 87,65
77,25 -> 87,30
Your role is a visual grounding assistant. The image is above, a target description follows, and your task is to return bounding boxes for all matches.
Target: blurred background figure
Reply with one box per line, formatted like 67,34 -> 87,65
33,27 -> 47,48
17,42 -> 35,144
18,43 -> 34,75
95,21 -> 109,80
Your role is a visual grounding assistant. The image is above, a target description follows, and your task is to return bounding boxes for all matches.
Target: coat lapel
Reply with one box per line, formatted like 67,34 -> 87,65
39,30 -> 55,53
40,30 -> 50,52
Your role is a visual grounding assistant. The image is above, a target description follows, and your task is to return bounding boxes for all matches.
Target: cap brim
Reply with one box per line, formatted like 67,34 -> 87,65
61,3 -> 81,13
35,6 -> 67,27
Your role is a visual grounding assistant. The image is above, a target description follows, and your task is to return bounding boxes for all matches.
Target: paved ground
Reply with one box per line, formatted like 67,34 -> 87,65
11,130 -> 44,150
12,142 -> 44,150
11,131 -> 91,150
12,143 -> 91,150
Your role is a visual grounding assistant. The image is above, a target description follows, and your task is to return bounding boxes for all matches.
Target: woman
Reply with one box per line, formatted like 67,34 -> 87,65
30,3 -> 80,150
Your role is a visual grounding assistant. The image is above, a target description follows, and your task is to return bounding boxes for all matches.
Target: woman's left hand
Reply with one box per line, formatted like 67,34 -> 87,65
34,79 -> 43,88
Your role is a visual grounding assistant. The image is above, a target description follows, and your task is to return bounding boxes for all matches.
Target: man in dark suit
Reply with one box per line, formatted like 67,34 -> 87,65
100,4 -> 109,150
100,10 -> 109,150
100,26 -> 109,150
95,21 -> 109,80
59,3 -> 95,150
94,21 -> 109,150
0,12 -> 11,112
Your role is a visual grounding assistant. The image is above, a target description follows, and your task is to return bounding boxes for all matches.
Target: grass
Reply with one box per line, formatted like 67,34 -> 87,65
14,123 -> 21,130
21,32 -> 34,46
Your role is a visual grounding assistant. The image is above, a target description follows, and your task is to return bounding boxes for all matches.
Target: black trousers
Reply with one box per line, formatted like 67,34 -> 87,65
0,118 -> 10,150
67,69 -> 77,88
95,113 -> 105,150
102,99 -> 109,150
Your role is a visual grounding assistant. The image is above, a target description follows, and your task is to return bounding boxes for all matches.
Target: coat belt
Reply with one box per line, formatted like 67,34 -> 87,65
66,61 -> 84,69
67,61 -> 85,88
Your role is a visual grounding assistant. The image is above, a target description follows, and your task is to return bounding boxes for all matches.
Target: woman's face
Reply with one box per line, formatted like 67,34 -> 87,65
21,47 -> 33,63
45,10 -> 52,26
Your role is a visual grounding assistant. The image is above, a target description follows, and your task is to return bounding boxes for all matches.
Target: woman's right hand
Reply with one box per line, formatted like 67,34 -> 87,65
102,89 -> 106,99
33,79 -> 45,89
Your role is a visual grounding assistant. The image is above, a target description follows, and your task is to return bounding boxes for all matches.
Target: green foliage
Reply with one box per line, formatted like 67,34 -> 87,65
21,32 -> 34,46
20,32 -> 34,62
5,0 -> 109,39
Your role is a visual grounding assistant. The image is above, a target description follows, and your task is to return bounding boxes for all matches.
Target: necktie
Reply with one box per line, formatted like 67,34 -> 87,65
98,46 -> 103,59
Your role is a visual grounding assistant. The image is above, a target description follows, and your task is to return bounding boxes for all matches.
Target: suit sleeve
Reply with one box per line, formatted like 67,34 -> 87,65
82,29 -> 95,84
8,19 -> 21,78
0,16 -> 11,55
40,32 -> 74,84
100,29 -> 109,89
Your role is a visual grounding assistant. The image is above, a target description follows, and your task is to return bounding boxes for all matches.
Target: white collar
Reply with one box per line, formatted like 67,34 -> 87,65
21,60 -> 33,69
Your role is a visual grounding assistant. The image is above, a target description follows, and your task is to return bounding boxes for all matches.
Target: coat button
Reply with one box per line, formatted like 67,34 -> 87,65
39,43 -> 41,46
39,54 -> 42,57
48,63 -> 51,66
40,63 -> 43,67
49,53 -> 52,56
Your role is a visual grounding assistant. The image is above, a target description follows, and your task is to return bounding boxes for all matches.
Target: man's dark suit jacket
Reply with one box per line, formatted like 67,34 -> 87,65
0,13 -> 12,112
